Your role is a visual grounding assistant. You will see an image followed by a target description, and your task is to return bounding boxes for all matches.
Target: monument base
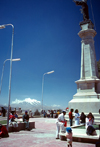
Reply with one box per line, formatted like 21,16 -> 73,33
69,97 -> 100,114
69,78 -> 100,114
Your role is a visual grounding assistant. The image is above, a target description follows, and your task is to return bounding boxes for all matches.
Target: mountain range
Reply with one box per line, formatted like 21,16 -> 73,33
0,98 -> 63,113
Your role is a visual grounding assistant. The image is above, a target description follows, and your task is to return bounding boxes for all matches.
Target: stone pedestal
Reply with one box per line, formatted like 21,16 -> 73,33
69,21 -> 100,114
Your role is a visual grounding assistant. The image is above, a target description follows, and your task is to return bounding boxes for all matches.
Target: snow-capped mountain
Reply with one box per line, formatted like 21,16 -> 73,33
11,98 -> 41,112
10,98 -> 62,113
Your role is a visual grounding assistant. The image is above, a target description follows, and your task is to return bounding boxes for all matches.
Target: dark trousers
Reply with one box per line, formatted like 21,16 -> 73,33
96,141 -> 100,147
69,119 -> 72,126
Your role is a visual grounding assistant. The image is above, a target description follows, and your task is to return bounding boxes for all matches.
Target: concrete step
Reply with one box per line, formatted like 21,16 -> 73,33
59,129 -> 99,143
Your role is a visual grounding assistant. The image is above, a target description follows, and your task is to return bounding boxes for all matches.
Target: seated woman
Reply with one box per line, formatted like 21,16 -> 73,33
9,111 -> 18,131
85,112 -> 96,135
0,124 -> 9,138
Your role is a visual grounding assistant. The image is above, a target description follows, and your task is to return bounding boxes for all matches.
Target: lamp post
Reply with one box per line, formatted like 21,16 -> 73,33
0,24 -> 14,131
0,58 -> 21,94
42,70 -> 54,111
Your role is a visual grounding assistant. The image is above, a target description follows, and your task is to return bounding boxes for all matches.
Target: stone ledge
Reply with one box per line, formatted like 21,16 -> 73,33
3,121 -> 35,132
59,129 -> 99,144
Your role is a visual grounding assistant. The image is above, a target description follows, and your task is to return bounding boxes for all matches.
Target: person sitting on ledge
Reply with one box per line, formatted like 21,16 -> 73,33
86,112 -> 96,135
0,124 -> 9,138
23,111 -> 30,131
9,111 -> 18,131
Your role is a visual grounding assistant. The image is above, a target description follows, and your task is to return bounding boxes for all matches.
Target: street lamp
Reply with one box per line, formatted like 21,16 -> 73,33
0,24 -> 14,131
42,70 -> 54,111
0,58 -> 21,94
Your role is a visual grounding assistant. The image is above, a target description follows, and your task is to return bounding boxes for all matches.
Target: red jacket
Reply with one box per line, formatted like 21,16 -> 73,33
69,111 -> 73,119
0,125 -> 9,137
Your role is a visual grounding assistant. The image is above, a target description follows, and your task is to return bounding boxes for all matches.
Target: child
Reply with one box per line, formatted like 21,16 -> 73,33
65,127 -> 72,147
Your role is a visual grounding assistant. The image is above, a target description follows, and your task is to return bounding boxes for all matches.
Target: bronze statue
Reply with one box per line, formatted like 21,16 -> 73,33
73,0 -> 89,21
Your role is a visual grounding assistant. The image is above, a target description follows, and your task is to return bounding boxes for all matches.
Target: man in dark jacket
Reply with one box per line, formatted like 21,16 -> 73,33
23,111 -> 30,130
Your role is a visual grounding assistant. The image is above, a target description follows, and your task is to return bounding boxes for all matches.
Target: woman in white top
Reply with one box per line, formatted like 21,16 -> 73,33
85,113 -> 96,135
74,109 -> 80,126
85,112 -> 94,129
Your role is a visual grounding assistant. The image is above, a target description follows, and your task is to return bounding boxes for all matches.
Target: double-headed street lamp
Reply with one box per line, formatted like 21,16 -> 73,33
42,70 -> 54,111
0,24 -> 15,131
0,58 -> 21,94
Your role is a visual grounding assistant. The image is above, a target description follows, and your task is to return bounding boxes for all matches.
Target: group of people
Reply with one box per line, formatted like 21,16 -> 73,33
56,109 -> 97,147
0,110 -> 30,138
43,110 -> 61,118
9,110 -> 30,131
69,109 -> 86,126
68,109 -> 95,127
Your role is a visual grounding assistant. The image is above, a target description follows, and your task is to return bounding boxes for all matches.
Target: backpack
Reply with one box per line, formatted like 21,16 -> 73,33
86,125 -> 95,135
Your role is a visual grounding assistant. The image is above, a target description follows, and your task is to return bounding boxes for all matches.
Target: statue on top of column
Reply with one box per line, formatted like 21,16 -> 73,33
73,0 -> 89,22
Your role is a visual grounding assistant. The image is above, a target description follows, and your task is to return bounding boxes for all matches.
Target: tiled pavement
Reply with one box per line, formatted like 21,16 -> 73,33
0,117 -> 96,147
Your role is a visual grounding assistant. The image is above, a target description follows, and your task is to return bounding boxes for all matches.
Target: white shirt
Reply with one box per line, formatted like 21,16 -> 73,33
74,113 -> 80,126
56,113 -> 65,123
85,118 -> 94,129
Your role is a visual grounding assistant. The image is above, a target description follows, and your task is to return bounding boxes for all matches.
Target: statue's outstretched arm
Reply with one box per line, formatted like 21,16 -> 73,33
73,0 -> 83,6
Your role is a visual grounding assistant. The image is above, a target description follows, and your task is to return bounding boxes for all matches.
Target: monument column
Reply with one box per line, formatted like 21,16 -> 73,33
69,0 -> 100,114
68,21 -> 100,113
79,23 -> 98,80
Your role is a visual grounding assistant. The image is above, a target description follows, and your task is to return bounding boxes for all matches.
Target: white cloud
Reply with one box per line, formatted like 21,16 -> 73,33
12,98 -> 41,105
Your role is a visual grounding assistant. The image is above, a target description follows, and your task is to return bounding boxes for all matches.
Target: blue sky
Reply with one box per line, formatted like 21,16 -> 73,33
0,0 -> 100,109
